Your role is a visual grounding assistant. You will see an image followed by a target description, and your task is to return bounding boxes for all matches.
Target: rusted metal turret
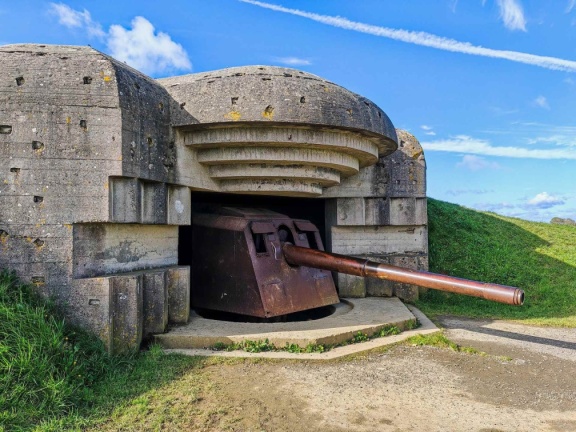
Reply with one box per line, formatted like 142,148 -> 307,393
191,208 -> 524,318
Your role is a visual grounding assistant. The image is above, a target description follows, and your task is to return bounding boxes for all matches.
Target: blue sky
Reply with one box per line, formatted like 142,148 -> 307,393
2,0 -> 576,222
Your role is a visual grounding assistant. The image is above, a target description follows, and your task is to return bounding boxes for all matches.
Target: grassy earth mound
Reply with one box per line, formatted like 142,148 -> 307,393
418,199 -> 576,326
0,272 -> 199,431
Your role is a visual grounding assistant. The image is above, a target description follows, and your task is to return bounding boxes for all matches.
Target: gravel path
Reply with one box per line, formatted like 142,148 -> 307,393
204,316 -> 576,432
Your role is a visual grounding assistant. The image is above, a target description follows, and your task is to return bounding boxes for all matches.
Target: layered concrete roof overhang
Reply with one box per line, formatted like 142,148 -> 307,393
159,66 -> 398,197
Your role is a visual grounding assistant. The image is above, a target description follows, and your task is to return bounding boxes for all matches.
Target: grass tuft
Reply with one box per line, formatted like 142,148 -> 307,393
405,332 -> 481,354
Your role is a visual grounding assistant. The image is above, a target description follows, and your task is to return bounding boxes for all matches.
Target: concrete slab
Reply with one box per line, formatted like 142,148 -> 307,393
157,299 -> 439,360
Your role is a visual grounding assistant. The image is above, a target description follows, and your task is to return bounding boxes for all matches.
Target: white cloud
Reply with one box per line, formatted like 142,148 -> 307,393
526,192 -> 565,209
420,125 -> 436,136
533,95 -> 550,110
240,0 -> 576,72
49,3 -> 104,37
496,0 -> 527,31
50,4 -> 191,75
456,154 -> 501,170
527,134 -> 576,147
450,0 -> 459,13
475,201 -> 516,212
274,56 -> 311,66
108,17 -> 191,75
446,189 -> 493,196
515,122 -> 576,137
567,0 -> 576,13
421,135 -> 576,159
473,195 -> 573,221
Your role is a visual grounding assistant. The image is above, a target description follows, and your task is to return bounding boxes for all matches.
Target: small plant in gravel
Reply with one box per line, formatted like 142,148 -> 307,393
212,342 -> 228,351
209,322 -> 416,354
242,339 -> 275,353
352,331 -> 369,343
304,343 -> 325,353
406,332 -> 481,355
284,343 -> 301,353
377,325 -> 402,337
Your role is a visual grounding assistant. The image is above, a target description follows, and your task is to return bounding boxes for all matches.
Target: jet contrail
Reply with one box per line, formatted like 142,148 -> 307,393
240,0 -> 576,73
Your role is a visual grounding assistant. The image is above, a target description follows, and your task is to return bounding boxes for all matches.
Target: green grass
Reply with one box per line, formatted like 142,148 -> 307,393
405,332 -> 481,355
0,270 -> 109,429
0,271 -> 202,431
38,347 -> 207,432
417,198 -> 576,326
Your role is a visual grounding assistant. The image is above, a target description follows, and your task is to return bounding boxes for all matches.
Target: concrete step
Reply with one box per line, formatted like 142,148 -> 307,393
155,297 -> 419,350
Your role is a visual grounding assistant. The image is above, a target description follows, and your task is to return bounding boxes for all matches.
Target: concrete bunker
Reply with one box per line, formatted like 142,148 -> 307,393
0,44 -> 428,353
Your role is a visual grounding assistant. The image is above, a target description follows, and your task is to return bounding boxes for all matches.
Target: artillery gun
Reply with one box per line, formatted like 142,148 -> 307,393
190,207 -> 524,319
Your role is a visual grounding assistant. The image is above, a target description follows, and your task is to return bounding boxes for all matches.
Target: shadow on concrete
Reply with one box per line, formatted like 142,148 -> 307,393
461,326 -> 576,350
438,317 -> 576,350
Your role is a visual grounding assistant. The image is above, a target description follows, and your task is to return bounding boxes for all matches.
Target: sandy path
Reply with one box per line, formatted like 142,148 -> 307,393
204,317 -> 576,432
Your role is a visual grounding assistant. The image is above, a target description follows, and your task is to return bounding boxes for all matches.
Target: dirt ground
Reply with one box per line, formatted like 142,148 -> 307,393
193,316 -> 576,432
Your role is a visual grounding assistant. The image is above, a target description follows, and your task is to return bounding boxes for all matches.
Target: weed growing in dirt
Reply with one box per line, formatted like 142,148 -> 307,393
352,331 -> 369,343
406,332 -> 481,355
210,322 -> 411,354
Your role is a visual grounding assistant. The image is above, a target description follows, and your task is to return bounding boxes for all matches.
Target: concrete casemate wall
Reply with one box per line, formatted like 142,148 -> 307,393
0,44 -> 427,352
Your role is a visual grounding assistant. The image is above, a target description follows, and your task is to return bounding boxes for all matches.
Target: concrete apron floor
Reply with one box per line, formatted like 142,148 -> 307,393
155,298 -> 439,360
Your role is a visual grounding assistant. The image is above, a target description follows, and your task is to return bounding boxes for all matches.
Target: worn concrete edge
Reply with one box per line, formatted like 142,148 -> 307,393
162,305 -> 439,360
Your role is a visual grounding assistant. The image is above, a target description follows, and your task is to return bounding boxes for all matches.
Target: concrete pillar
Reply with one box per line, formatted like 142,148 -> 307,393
325,130 -> 427,301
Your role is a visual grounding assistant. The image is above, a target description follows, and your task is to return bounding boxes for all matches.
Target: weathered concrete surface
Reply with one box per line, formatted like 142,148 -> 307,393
155,297 -> 425,351
166,266 -> 190,324
163,305 -> 438,360
159,66 -> 398,197
72,223 -> 179,278
0,44 -> 192,352
159,66 -> 397,150
323,128 -> 426,199
324,130 -> 428,301
111,274 -> 143,354
142,271 -> 169,337
1,44 -> 427,351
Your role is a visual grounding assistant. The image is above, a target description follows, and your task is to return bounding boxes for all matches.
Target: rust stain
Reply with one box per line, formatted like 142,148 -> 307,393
224,111 -> 241,121
411,150 -> 423,159
262,105 -> 274,120
31,277 -> 45,287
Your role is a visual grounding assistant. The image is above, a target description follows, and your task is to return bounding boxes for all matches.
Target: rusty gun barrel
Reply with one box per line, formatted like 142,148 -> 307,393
282,243 -> 524,306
